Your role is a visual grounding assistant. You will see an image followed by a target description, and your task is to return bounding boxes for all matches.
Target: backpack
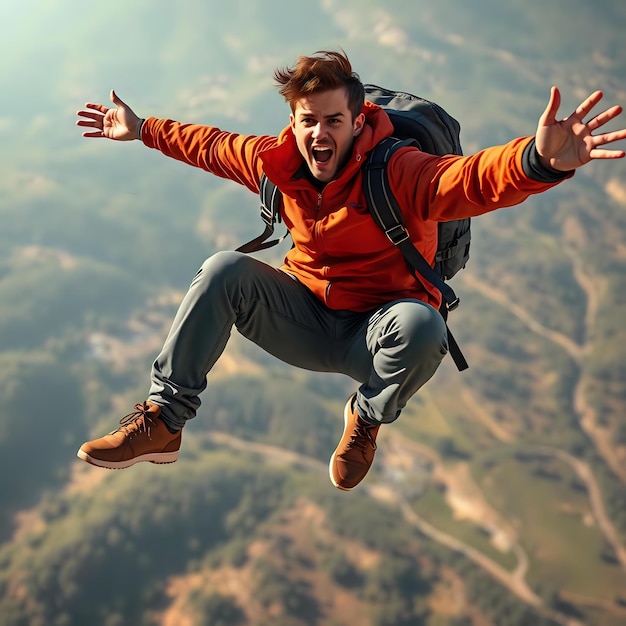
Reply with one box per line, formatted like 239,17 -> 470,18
237,84 -> 470,370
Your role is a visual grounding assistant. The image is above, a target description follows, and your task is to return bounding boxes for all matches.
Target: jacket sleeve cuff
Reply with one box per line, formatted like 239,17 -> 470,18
137,118 -> 145,142
522,138 -> 573,182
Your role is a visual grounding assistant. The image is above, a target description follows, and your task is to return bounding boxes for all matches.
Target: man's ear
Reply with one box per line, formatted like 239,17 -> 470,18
353,112 -> 365,137
289,113 -> 296,131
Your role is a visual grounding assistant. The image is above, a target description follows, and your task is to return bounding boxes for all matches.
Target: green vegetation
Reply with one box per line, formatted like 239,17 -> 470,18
412,484 -> 518,570
477,455 -> 624,599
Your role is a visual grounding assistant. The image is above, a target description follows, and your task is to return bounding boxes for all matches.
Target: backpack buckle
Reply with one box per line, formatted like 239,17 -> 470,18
446,296 -> 461,311
385,225 -> 410,245
259,201 -> 276,226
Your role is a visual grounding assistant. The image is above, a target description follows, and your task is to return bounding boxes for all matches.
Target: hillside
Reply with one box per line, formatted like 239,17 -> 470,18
0,1 -> 625,625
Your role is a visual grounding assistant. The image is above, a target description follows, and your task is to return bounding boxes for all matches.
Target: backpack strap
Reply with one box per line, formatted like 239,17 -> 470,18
363,137 -> 468,371
364,138 -> 460,310
236,174 -> 289,253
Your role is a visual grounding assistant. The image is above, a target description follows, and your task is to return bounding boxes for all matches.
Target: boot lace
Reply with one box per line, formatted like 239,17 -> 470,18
346,421 -> 378,452
118,403 -> 155,439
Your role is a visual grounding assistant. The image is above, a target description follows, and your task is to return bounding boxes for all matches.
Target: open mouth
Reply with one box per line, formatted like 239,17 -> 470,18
312,147 -> 333,164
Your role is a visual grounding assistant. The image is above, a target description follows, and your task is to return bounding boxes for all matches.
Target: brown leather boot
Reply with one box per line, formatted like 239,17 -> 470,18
329,394 -> 380,490
77,401 -> 181,469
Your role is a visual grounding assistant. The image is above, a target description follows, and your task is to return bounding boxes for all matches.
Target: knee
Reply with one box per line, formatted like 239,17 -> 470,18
381,301 -> 449,358
197,250 -> 250,276
191,251 -> 251,291
409,304 -> 448,356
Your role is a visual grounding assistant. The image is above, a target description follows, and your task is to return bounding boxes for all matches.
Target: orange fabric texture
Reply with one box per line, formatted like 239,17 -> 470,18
142,101 -> 566,311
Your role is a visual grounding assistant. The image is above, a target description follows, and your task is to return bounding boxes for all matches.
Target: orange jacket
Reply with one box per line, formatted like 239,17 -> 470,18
142,101 -> 570,311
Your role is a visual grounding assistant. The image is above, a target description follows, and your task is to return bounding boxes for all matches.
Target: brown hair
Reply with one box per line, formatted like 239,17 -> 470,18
274,50 -> 365,120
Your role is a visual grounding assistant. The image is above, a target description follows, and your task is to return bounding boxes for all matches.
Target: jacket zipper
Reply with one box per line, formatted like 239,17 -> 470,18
315,190 -> 331,302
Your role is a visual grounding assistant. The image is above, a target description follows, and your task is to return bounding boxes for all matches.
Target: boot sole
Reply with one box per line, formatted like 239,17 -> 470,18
76,449 -> 179,469
328,395 -> 355,491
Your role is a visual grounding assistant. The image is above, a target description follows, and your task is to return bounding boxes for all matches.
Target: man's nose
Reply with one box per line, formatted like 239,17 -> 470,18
312,123 -> 327,139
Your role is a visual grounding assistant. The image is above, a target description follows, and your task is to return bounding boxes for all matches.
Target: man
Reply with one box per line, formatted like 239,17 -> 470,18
75,50 -> 626,491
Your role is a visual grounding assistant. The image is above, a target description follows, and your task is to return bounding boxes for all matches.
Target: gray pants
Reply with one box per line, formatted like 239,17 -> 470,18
148,251 -> 448,430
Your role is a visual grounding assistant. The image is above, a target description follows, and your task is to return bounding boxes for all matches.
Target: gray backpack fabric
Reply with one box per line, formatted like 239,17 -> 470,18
362,84 -> 470,289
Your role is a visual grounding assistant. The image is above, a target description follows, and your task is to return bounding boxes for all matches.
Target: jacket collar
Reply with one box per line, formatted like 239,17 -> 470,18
259,101 -> 394,189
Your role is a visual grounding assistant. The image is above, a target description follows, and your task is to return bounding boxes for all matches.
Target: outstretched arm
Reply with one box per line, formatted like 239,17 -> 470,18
535,86 -> 626,171
76,90 -> 143,141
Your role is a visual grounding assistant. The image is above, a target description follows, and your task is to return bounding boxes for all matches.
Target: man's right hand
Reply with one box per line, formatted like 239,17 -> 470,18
76,90 -> 143,141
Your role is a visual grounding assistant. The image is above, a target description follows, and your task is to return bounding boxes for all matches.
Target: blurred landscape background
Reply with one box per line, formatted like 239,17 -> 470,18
0,0 -> 625,624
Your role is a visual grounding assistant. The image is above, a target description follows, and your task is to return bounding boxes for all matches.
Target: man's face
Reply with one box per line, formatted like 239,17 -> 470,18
290,87 -> 365,183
